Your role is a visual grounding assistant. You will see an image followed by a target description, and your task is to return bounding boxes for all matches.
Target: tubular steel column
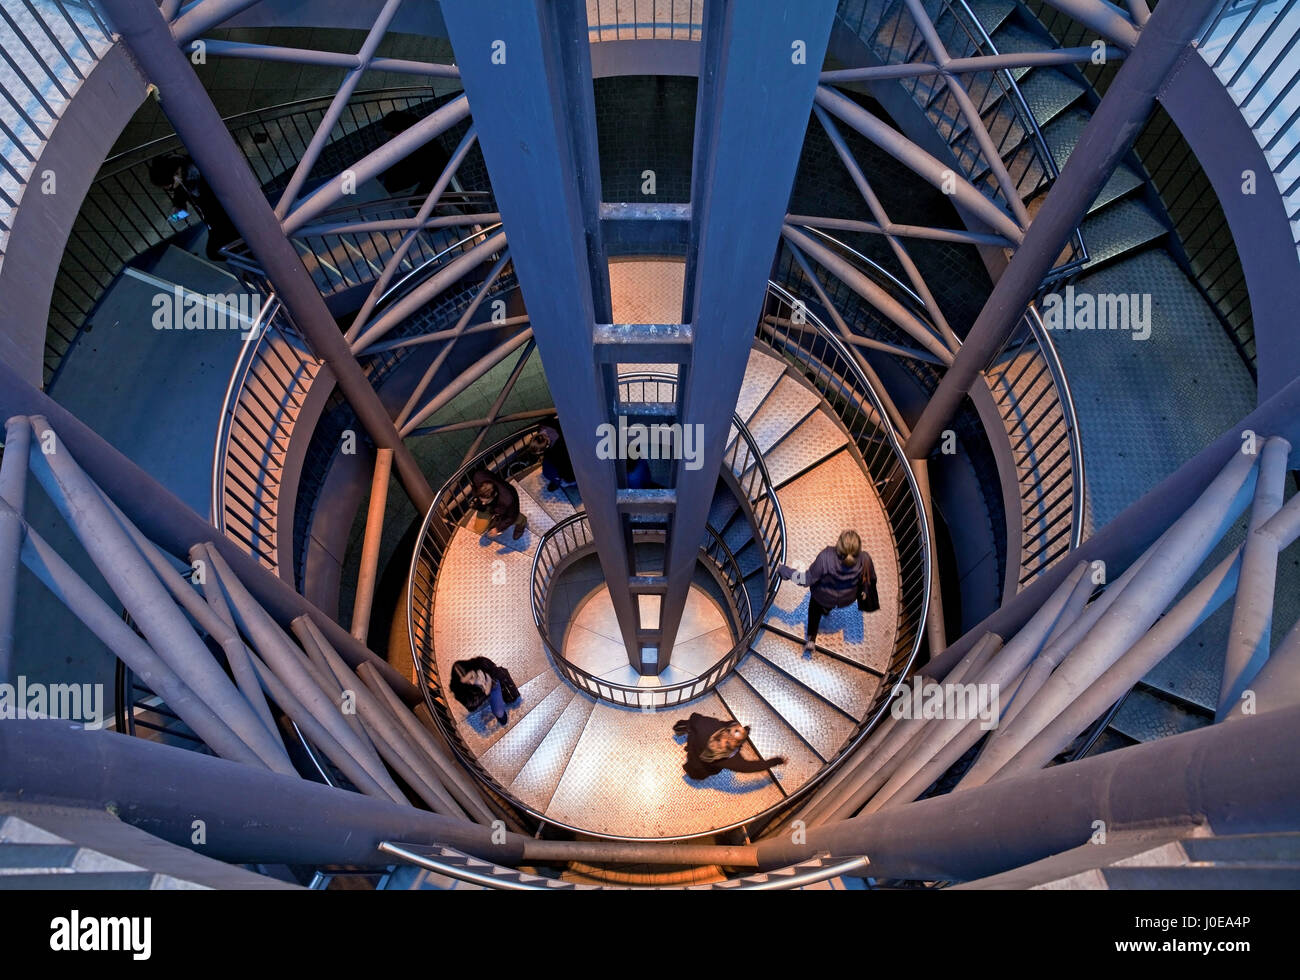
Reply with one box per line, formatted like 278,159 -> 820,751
438,0 -> 641,659
98,0 -> 435,513
905,0 -> 1221,460
658,0 -> 838,664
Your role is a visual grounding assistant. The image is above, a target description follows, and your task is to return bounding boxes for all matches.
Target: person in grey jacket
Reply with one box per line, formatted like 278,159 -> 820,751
778,529 -> 875,654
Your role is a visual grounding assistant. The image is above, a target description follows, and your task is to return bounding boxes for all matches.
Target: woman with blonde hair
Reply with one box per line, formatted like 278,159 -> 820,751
778,529 -> 877,654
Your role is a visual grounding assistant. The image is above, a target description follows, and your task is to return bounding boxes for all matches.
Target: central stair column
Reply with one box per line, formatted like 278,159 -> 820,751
443,0 -> 836,670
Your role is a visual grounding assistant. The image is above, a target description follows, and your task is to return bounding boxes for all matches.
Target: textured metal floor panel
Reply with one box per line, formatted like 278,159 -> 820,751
453,669 -> 563,759
669,625 -> 736,677
736,655 -> 857,761
515,468 -> 579,524
507,480 -> 557,550
735,348 -> 790,423
761,406 -> 848,487
714,674 -> 827,793
561,623 -> 628,678
509,691 -> 597,812
745,376 -> 819,454
752,627 -> 882,718
480,681 -> 578,784
1110,687 -> 1210,744
1081,198 -> 1168,268
767,451 -> 899,673
432,528 -> 557,755
608,258 -> 685,324
544,695 -> 784,838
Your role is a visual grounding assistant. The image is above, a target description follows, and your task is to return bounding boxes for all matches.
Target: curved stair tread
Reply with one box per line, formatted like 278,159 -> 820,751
736,656 -> 857,761
515,468 -> 579,523
752,627 -> 882,718
745,375 -> 820,454
767,450 -> 899,674
508,691 -> 597,812
735,346 -> 789,423
760,402 -> 849,487
714,673 -> 826,796
541,695 -> 785,839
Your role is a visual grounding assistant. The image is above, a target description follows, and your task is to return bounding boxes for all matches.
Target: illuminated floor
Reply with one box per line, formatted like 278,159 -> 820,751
426,343 -> 900,837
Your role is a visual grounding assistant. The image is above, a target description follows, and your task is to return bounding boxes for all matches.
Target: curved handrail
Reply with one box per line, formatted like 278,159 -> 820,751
525,391 -> 784,708
528,512 -> 757,709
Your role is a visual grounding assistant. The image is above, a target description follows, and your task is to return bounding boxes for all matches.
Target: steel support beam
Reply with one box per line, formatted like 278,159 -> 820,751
99,0 -> 436,514
0,416 -> 29,682
905,0 -> 1219,460
439,0 -> 641,658
658,0 -> 838,664
919,375 -> 1300,686
754,702 -> 1300,879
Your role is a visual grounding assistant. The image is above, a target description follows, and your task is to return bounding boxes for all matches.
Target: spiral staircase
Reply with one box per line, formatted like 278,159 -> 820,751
1,0 -> 1299,892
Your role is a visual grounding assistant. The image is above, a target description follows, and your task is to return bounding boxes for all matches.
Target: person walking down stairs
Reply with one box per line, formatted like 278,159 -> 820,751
449,657 -> 521,726
527,421 -> 576,492
672,715 -> 786,781
470,468 -> 528,541
778,530 -> 879,655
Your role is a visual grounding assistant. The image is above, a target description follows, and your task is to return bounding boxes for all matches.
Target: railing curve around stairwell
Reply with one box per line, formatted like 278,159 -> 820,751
528,391 -> 785,709
1199,0 -> 1300,257
531,513 -> 758,708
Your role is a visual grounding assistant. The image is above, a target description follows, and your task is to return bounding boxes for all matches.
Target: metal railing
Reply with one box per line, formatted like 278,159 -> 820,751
210,295 -> 320,574
44,86 -> 449,387
838,0 -> 1086,277
222,193 -> 500,301
527,384 -> 784,708
779,228 -> 1086,588
530,513 -> 756,707
985,304 -> 1088,587
1199,0 -> 1300,255
0,0 -> 113,270
586,0 -> 703,41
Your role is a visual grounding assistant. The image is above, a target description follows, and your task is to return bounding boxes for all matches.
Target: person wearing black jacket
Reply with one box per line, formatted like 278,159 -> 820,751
470,467 -> 528,540
672,714 -> 786,781
448,657 -> 519,725
148,154 -> 240,261
527,422 -> 575,491
779,529 -> 876,655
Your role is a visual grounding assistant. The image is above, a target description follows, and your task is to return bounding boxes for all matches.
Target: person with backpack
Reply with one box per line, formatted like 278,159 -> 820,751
448,657 -> 520,726
778,529 -> 878,655
672,714 -> 786,781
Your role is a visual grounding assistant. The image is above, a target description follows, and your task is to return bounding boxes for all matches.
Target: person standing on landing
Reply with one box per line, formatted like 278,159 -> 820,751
778,529 -> 876,655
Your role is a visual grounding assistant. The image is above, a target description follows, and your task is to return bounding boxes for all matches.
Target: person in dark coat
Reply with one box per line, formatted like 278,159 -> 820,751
672,714 -> 786,781
448,657 -> 519,725
470,467 -> 528,540
527,422 -> 574,491
149,154 -> 240,261
779,529 -> 876,655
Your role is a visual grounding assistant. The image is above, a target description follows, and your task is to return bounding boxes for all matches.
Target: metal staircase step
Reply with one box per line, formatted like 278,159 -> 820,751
745,376 -> 820,454
1042,109 -> 1147,211
1017,69 -> 1087,127
479,678 -> 577,784
1138,639 -> 1221,715
515,467 -> 579,523
752,627 -> 881,719
736,654 -> 858,761
761,405 -> 848,487
1108,684 -> 1210,744
1045,864 -> 1300,889
735,347 -> 788,423
1080,197 -> 1169,268
509,690 -> 597,813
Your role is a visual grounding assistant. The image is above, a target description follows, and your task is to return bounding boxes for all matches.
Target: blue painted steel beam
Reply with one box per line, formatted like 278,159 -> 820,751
658,0 -> 838,663
439,0 -> 640,657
